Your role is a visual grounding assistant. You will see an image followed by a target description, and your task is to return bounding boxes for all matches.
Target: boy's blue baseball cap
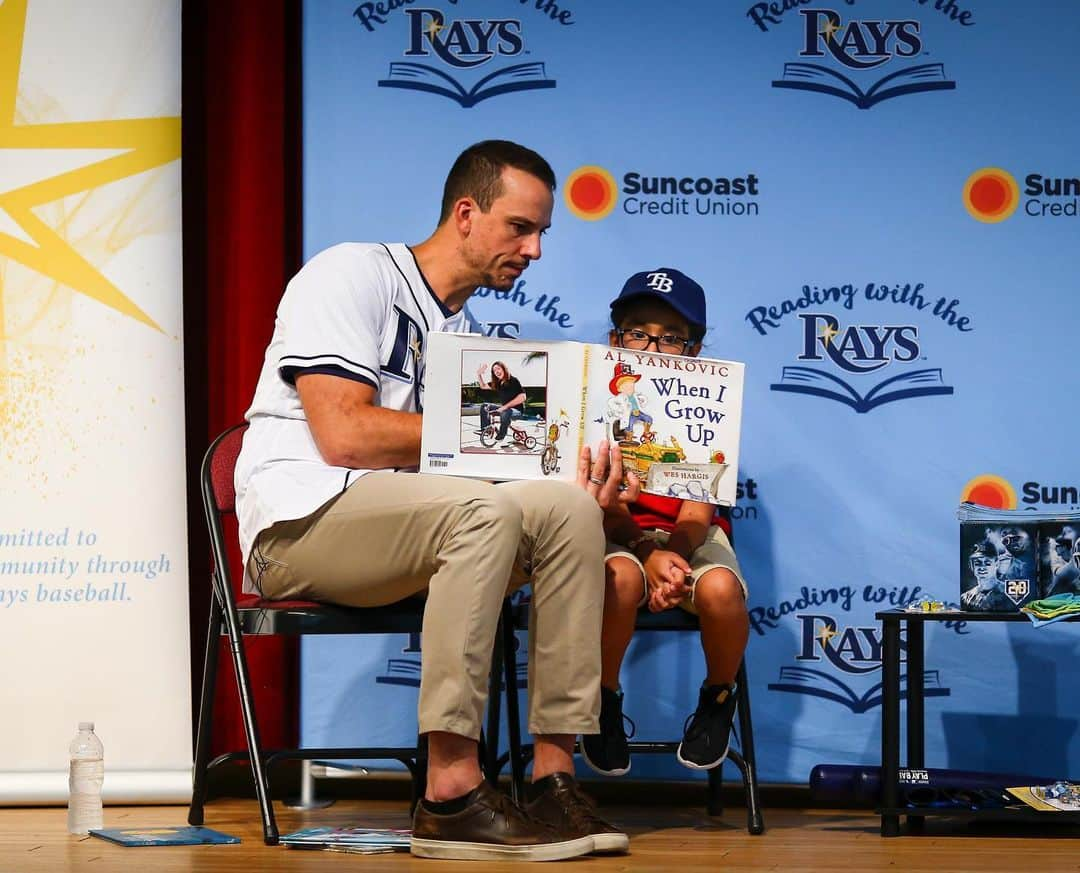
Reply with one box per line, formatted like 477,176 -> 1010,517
609,268 -> 707,333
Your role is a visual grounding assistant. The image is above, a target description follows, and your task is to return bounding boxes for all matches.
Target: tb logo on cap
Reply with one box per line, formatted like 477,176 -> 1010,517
646,271 -> 673,293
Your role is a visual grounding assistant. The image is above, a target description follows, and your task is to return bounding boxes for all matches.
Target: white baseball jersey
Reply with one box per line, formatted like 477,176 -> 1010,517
235,242 -> 478,589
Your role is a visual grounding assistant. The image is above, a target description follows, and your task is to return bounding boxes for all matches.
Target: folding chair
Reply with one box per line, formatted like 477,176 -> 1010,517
187,424 -> 511,844
501,601 -> 765,835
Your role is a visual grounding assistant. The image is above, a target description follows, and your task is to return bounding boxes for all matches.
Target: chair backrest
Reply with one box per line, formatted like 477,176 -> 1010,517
201,424 -> 249,600
204,424 -> 248,513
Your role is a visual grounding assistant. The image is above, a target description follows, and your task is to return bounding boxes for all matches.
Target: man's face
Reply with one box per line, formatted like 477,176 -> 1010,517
461,167 -> 552,291
970,555 -> 997,586
1000,528 -> 1030,555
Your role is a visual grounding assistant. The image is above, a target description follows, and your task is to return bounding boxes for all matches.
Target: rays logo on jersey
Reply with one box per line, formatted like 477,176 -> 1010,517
382,305 -> 426,412
356,4 -> 570,108
747,7 -> 964,110
766,613 -> 952,714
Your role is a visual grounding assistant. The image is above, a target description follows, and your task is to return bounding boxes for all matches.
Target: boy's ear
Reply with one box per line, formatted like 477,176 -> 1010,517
687,341 -> 703,357
608,329 -> 619,346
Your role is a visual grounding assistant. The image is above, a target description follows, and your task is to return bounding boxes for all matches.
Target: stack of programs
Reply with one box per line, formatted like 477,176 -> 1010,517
279,826 -> 411,854
957,502 -> 1080,612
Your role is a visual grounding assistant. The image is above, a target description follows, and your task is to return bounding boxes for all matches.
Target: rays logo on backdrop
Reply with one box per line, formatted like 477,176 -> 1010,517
746,3 -> 976,109
353,2 -> 577,108
964,167 -> 1080,221
564,164 -> 762,220
751,585 -> 959,713
746,281 -> 973,412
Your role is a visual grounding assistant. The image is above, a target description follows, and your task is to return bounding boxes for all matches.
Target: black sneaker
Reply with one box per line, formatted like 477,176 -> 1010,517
580,686 -> 633,776
676,683 -> 737,771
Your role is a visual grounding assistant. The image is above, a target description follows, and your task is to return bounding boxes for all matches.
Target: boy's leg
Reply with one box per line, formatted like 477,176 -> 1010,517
581,549 -> 646,779
694,568 -> 749,686
673,526 -> 748,771
601,556 -> 646,690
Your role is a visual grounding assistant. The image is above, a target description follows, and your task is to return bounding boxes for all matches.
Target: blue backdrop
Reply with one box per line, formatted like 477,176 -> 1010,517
299,0 -> 1080,784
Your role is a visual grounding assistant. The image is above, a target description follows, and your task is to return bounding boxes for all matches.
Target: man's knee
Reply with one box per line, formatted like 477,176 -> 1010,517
455,486 -> 524,548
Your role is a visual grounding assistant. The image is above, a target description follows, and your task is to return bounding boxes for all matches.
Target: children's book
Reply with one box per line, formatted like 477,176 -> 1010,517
957,503 -> 1080,610
420,334 -> 745,506
279,825 -> 411,851
88,826 -> 239,846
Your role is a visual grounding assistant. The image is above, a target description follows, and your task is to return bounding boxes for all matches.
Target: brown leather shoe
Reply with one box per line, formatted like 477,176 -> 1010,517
411,780 -> 594,861
526,771 -> 630,854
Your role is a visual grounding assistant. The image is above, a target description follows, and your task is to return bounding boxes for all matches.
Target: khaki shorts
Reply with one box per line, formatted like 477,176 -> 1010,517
604,524 -> 747,615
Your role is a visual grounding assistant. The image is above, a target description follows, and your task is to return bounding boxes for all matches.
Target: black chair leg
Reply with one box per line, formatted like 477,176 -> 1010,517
706,763 -> 724,816
501,601 -> 526,804
484,613 -> 506,787
735,661 -> 764,835
188,586 -> 224,826
221,590 -> 279,844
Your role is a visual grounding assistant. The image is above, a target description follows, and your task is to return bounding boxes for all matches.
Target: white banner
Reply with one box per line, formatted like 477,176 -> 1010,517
0,0 -> 189,803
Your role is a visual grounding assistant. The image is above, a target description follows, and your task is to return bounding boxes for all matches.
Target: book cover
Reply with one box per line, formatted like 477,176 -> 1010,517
420,334 -> 744,506
88,826 -> 239,846
279,825 -> 411,850
958,504 -> 1080,606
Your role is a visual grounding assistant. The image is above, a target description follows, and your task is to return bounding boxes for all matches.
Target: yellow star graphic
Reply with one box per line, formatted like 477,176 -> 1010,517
816,624 -> 838,647
820,18 -> 842,42
0,0 -> 180,333
425,19 -> 445,40
409,335 -> 424,364
819,322 -> 840,345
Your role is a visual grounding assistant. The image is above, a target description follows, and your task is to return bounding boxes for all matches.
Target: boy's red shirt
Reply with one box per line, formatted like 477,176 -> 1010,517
628,492 -> 732,538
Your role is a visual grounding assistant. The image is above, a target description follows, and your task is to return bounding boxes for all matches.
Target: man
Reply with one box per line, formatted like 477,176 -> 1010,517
234,141 -> 632,861
960,539 -> 1014,612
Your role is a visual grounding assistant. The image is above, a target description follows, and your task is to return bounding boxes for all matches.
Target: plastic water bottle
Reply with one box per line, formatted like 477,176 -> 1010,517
67,722 -> 104,834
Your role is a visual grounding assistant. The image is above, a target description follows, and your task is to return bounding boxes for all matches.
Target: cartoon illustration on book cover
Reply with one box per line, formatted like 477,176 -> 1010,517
598,359 -> 728,500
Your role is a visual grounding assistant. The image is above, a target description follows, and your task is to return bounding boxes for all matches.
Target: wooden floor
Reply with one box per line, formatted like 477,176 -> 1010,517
5,797 -> 1080,872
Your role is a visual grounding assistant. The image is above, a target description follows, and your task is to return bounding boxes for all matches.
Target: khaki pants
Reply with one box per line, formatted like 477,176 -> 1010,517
248,473 -> 605,739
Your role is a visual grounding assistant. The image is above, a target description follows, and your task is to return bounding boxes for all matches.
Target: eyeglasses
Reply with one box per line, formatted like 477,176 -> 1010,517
616,328 -> 691,355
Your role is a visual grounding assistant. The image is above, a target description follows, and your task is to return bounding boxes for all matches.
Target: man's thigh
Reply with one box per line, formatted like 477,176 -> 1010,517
251,472 -> 511,605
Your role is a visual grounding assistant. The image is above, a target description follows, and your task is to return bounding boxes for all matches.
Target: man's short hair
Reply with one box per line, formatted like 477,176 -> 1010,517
439,140 -> 556,223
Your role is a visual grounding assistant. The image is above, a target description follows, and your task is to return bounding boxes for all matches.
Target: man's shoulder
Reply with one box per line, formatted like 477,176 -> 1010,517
304,241 -> 398,274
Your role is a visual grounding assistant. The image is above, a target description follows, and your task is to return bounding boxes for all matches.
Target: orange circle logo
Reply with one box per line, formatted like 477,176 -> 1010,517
963,168 -> 1019,223
960,474 -> 1017,510
564,165 -> 618,221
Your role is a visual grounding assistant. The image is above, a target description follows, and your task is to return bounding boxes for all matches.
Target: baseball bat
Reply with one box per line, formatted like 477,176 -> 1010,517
810,764 -> 1059,808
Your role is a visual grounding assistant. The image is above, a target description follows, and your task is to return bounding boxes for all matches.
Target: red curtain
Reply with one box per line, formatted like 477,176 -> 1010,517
183,0 -> 302,757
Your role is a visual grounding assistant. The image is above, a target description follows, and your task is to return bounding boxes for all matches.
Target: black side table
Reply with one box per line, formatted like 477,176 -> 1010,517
877,608 -> 1080,837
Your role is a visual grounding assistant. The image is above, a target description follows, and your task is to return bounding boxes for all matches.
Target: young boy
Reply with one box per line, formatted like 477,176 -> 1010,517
581,268 -> 750,775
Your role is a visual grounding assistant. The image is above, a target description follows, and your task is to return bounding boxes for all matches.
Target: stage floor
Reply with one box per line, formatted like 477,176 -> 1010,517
4,797 -> 1080,871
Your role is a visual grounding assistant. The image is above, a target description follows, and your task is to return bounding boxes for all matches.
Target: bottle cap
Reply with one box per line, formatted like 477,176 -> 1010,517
78,721 -> 95,731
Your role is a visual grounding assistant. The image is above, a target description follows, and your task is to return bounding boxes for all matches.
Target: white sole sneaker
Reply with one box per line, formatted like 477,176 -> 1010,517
590,831 -> 630,853
410,834 -> 594,861
675,739 -> 730,771
578,740 -> 631,777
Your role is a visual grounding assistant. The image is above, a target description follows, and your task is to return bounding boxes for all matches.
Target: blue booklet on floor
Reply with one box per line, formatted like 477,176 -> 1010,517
89,826 -> 240,846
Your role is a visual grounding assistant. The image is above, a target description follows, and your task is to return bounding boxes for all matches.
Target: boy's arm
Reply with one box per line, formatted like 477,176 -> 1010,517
665,499 -> 714,561
602,503 -> 659,563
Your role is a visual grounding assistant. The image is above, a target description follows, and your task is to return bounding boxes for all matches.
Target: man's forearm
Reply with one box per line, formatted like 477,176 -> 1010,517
322,405 -> 423,470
